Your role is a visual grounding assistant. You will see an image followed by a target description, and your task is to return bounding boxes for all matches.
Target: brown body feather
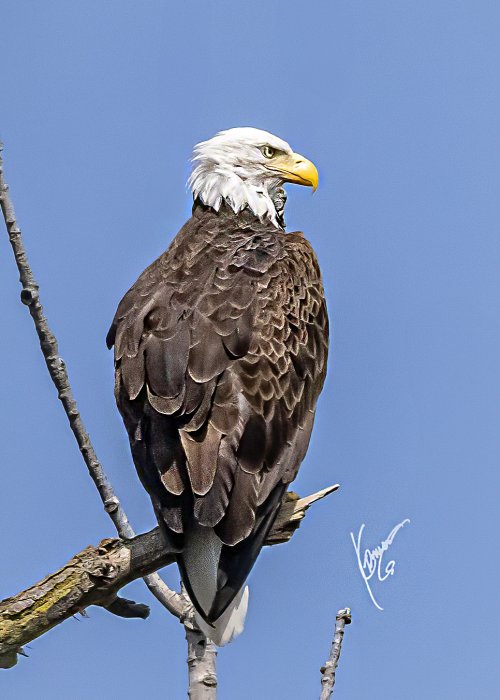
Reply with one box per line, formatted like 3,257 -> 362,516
107,201 -> 329,622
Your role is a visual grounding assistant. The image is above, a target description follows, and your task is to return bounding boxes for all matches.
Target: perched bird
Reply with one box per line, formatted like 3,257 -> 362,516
107,127 -> 329,644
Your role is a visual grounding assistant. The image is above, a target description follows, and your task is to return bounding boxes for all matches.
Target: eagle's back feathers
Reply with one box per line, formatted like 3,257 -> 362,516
108,201 -> 328,629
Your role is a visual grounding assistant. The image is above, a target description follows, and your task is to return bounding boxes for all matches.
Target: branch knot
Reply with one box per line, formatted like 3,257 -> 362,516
104,496 -> 120,513
20,287 -> 38,305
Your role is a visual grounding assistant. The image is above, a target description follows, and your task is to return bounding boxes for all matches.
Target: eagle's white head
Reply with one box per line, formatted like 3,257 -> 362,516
188,127 -> 318,228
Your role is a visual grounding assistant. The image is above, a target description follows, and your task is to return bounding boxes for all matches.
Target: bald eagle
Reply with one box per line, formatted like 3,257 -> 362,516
107,128 -> 329,644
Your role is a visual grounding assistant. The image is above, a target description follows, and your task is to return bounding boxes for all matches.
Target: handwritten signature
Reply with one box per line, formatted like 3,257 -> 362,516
350,519 -> 410,611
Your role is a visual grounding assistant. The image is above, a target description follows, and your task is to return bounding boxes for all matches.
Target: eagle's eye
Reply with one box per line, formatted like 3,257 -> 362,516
260,145 -> 276,159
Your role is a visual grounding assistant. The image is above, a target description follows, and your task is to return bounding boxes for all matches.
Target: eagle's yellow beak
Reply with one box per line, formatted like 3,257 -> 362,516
269,152 -> 319,192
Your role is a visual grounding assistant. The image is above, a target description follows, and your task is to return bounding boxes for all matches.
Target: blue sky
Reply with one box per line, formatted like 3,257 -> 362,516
1,1 -> 499,698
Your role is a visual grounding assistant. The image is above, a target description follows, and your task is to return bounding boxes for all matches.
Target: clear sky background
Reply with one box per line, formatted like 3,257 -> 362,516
1,1 -> 499,698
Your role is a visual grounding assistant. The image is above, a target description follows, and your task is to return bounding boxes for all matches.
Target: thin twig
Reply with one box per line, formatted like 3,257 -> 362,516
0,145 -> 132,537
320,608 -> 352,699
0,143 -> 182,616
143,571 -> 185,618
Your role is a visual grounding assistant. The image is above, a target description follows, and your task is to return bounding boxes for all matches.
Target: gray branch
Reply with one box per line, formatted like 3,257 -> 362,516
320,608 -> 352,699
0,143 -> 184,617
0,144 -> 131,537
0,487 -> 338,669
0,528 -> 176,669
186,626 -> 218,699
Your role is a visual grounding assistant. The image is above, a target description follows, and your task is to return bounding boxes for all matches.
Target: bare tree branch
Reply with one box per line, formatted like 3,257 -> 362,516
0,486 -> 338,669
0,528 -> 175,669
320,608 -> 352,699
0,145 -> 132,538
265,485 -> 339,545
186,626 -> 218,699
0,143 -> 185,617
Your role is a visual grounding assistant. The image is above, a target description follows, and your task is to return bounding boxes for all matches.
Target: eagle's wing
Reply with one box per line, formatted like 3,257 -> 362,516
107,206 -> 328,622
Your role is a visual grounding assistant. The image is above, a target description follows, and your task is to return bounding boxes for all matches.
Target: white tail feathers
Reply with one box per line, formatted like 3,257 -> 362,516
194,585 -> 249,646
182,523 -> 249,646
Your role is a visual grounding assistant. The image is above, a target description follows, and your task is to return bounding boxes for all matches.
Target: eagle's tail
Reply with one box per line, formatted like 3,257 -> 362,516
193,585 -> 249,646
179,523 -> 249,646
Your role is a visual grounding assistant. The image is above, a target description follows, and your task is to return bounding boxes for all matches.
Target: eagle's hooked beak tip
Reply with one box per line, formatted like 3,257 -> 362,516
270,152 -> 319,192
290,152 -> 318,192
307,160 -> 319,193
